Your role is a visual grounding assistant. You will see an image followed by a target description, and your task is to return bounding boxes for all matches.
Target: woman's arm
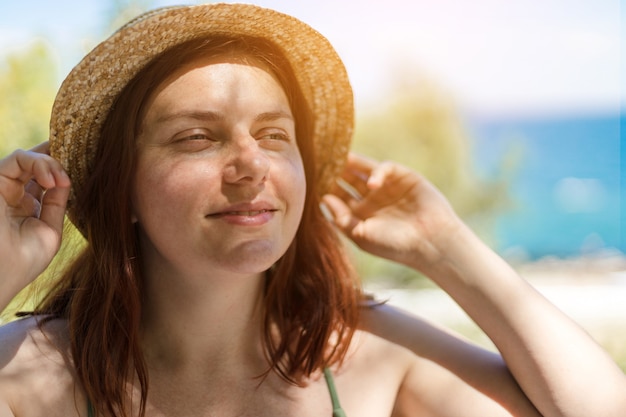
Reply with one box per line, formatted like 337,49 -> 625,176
0,143 -> 70,313
323,153 -> 626,417
417,220 -> 625,416
361,304 -> 542,416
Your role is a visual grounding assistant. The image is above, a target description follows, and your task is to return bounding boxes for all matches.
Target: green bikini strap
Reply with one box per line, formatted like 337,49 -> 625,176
323,367 -> 347,417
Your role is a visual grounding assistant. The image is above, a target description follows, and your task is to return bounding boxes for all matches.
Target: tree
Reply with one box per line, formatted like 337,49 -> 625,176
0,41 -> 57,157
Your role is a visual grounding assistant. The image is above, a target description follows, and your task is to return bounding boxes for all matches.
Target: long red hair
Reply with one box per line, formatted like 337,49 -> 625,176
31,37 -> 361,417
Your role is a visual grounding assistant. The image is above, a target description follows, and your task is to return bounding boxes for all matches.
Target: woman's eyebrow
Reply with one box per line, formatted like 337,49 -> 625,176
255,111 -> 294,123
155,110 -> 226,124
154,110 -> 293,124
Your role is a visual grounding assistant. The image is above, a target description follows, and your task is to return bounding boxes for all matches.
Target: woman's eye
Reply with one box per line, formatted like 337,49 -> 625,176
183,133 -> 210,141
168,130 -> 217,152
260,132 -> 289,142
171,131 -> 215,144
256,130 -> 294,151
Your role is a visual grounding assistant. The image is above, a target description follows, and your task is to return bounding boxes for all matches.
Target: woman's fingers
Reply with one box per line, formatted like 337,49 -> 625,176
0,148 -> 69,198
345,152 -> 377,175
329,155 -> 386,215
38,180 -> 71,235
14,183 -> 42,218
321,194 -> 360,234
339,153 -> 410,197
339,153 -> 375,194
25,178 -> 45,202
0,144 -> 70,289
0,145 -> 70,232
30,141 -> 51,155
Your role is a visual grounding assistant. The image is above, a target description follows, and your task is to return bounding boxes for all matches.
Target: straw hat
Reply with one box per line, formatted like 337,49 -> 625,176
49,3 -> 353,226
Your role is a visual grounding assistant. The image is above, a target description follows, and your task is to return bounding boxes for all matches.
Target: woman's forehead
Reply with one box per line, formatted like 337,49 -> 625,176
143,60 -> 290,120
166,52 -> 281,86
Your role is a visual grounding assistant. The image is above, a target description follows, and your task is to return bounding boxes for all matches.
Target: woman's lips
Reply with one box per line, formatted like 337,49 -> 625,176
207,204 -> 278,226
219,209 -> 273,216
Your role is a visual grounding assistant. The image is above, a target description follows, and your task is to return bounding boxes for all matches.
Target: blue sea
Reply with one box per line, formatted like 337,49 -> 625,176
468,112 -> 624,260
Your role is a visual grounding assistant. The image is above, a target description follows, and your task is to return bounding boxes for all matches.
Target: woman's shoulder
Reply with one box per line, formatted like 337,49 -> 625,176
0,316 -> 85,417
346,328 -> 416,371
331,329 -> 416,416
343,308 -> 528,417
0,316 -> 71,372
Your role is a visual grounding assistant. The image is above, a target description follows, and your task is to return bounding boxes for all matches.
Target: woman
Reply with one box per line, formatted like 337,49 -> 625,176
0,4 -> 624,417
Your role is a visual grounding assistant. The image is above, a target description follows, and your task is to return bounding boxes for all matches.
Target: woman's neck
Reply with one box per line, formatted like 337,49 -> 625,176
140,267 -> 269,377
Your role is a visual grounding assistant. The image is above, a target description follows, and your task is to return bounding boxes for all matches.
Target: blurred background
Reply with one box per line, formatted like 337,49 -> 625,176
1,0 -> 624,365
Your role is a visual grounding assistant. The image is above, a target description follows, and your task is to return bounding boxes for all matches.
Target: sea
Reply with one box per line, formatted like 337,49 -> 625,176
468,112 -> 624,261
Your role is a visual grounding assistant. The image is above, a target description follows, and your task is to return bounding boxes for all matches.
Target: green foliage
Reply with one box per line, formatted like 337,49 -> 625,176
0,41 -> 57,156
1,222 -> 86,323
352,74 -> 513,286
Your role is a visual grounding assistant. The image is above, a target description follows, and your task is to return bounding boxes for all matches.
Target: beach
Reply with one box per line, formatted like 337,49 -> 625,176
367,251 -> 626,367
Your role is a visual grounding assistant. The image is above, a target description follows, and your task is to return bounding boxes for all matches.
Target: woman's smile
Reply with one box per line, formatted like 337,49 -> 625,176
207,201 -> 279,226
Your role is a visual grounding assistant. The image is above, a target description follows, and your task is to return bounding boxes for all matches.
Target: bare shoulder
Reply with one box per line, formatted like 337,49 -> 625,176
353,303 -> 544,417
335,328 -> 506,417
0,317 -> 86,417
333,329 -> 415,417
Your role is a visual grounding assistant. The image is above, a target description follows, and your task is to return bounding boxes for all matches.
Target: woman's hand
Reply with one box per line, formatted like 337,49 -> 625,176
0,142 -> 70,310
321,153 -> 462,271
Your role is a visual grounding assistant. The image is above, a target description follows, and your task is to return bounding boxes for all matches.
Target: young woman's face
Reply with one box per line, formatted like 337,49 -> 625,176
131,57 -> 306,279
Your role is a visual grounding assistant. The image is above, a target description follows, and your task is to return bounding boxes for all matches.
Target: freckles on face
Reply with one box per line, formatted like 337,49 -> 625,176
133,152 -> 210,223
130,57 -> 307,277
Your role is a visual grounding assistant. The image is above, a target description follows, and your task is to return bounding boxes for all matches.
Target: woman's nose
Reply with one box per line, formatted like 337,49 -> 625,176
222,136 -> 270,186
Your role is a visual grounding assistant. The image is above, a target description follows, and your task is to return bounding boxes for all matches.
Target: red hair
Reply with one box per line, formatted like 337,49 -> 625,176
30,37 -> 361,416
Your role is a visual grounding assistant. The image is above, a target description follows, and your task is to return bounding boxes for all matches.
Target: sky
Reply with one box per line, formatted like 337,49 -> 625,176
0,0 -> 623,118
